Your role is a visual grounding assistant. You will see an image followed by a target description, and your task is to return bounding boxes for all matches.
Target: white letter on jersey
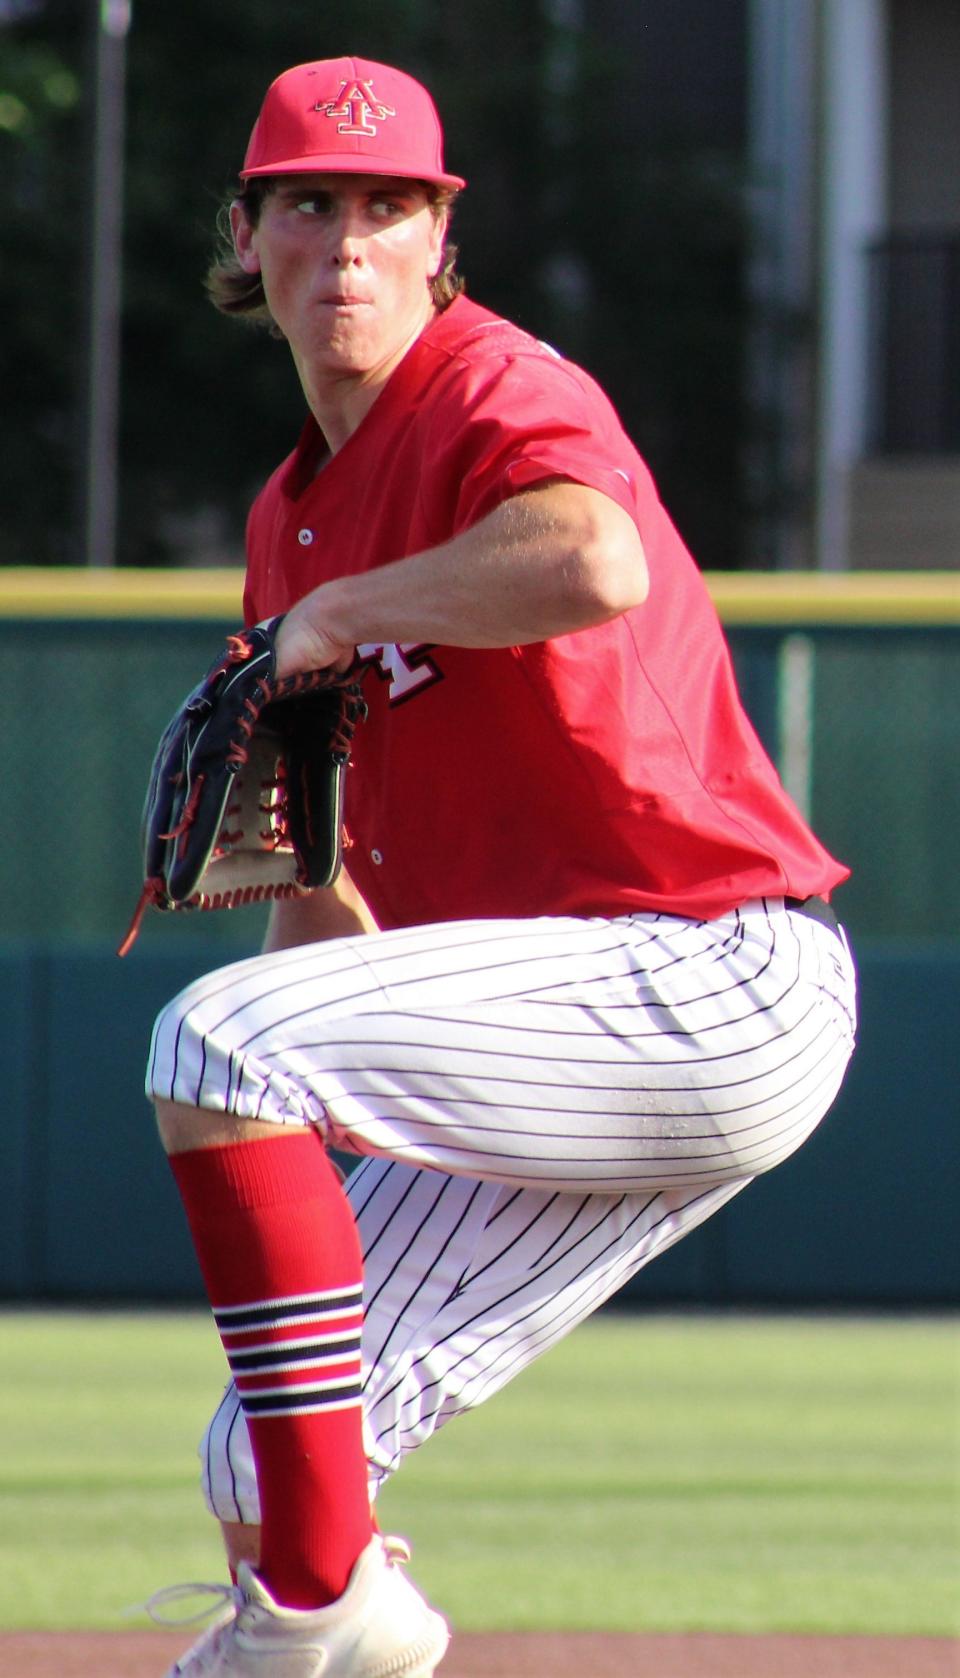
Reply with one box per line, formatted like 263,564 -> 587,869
356,642 -> 442,705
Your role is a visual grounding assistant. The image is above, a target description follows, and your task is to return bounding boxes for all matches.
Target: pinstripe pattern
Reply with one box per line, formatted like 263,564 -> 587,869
149,903 -> 856,1193
146,900 -> 857,1524
200,1165 -> 752,1522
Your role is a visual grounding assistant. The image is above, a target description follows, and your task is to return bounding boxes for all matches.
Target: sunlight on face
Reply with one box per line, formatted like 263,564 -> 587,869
238,174 -> 448,390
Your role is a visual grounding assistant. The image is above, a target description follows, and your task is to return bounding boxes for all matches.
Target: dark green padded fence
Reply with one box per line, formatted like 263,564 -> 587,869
4,575 -> 959,1303
2,938 -> 956,1304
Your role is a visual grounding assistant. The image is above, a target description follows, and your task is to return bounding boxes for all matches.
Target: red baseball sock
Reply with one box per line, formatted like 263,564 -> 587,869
170,1131 -> 373,1609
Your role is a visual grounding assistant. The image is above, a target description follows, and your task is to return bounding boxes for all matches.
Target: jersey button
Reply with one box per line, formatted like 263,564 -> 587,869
371,849 -> 384,865
297,528 -> 314,546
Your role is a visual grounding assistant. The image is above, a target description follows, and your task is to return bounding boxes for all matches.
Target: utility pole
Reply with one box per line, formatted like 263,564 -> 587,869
744,0 -> 819,570
81,0 -> 131,566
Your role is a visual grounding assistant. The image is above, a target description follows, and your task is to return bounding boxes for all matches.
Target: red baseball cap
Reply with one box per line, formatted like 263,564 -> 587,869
240,57 -> 466,190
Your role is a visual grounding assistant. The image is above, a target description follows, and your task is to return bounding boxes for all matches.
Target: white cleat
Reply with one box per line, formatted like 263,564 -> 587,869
159,1534 -> 450,1676
160,1596 -> 237,1676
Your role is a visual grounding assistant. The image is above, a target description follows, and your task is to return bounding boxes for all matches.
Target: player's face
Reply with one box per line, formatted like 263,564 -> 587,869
232,174 -> 447,393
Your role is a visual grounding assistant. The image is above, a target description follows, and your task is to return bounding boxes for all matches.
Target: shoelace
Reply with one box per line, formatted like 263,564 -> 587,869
138,1578 -> 240,1628
136,1535 -> 413,1628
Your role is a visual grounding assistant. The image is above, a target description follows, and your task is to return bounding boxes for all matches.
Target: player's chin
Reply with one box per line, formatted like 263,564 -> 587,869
307,332 -> 379,377
307,301 -> 373,334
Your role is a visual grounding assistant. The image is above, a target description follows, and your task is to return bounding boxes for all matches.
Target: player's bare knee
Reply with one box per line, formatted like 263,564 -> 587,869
154,1097 -> 304,1154
154,1097 -> 248,1155
155,1098 -> 207,1154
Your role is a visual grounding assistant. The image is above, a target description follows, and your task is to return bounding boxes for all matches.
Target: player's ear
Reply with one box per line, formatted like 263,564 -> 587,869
230,199 -> 262,275
426,206 -> 448,280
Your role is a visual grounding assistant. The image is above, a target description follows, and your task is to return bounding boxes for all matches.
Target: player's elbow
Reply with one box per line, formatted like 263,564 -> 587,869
575,492 -> 649,620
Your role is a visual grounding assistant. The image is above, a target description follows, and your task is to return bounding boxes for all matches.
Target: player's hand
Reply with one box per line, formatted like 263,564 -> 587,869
273,599 -> 356,680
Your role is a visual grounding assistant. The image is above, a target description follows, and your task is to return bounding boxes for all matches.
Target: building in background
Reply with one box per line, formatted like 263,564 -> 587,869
750,0 -> 960,569
4,0 -> 957,571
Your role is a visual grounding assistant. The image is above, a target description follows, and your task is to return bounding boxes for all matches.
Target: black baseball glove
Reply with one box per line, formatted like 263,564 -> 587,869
118,616 -> 367,954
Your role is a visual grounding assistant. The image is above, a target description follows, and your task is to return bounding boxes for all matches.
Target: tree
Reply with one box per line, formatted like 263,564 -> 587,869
1,0 -> 750,569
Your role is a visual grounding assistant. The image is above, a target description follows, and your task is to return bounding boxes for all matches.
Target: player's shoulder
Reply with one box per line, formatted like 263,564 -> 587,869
425,296 -> 574,374
420,296 -> 614,417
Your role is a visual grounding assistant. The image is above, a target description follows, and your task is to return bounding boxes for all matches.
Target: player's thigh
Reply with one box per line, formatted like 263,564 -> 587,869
149,908 -> 855,1193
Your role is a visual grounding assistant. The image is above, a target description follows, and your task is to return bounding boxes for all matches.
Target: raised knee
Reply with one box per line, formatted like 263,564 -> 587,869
155,1096 -> 302,1155
156,1097 -> 208,1155
155,1097 -> 246,1155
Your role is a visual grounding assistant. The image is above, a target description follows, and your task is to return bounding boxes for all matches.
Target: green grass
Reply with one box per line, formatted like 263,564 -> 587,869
0,1309 -> 956,1635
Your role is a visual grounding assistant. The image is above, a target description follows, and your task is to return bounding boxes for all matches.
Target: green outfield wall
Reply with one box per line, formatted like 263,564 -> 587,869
4,570 -> 959,1304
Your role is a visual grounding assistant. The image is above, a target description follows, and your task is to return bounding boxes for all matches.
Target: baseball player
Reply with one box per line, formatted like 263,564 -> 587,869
147,55 -> 857,1677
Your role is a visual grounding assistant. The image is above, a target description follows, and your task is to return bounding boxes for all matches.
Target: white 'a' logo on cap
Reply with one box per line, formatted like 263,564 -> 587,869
317,79 -> 397,137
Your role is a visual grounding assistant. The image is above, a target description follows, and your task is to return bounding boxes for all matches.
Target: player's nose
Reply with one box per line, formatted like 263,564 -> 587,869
329,207 -> 367,266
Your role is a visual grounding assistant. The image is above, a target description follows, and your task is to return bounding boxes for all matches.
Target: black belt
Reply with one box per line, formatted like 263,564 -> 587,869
784,895 -> 841,938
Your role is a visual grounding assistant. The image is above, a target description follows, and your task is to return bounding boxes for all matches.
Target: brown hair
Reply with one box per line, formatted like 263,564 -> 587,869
205,179 -> 464,330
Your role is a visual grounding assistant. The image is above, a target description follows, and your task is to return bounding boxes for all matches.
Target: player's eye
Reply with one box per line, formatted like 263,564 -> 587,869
294,195 -> 334,216
370,195 -> 410,218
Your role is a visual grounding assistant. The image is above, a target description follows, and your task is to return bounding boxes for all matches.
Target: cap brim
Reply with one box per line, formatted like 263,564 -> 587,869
239,153 -> 465,190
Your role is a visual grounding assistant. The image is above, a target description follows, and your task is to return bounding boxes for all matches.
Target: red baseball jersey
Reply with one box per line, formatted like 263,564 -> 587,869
244,296 -> 849,929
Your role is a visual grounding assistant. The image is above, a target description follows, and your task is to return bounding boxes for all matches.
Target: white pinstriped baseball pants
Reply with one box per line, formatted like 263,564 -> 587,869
147,899 -> 856,1522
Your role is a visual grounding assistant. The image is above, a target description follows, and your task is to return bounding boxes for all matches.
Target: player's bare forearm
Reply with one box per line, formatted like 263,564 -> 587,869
263,869 -> 378,951
273,480 -> 648,679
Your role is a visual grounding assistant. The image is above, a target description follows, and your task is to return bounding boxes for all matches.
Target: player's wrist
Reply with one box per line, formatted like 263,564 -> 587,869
274,595 -> 355,679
